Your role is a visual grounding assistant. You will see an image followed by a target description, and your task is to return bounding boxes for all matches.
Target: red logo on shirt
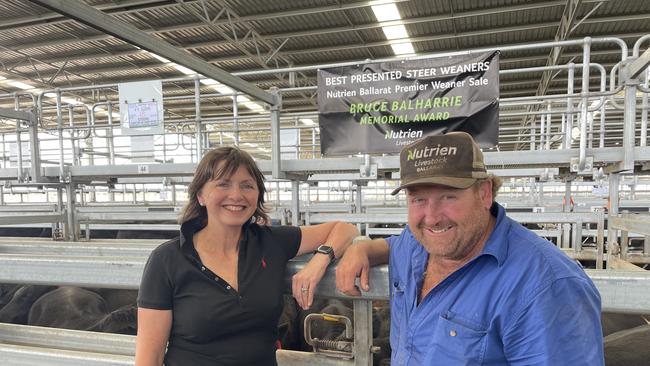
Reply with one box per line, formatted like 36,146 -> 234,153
261,258 -> 267,268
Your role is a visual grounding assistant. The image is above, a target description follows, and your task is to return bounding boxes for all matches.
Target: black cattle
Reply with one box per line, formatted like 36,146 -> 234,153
82,229 -> 177,240
371,302 -> 391,366
28,287 -> 137,334
90,288 -> 138,312
605,324 -> 650,366
278,295 -> 301,350
0,227 -> 51,238
0,285 -> 56,324
601,312 -> 650,336
115,230 -> 177,240
0,283 -> 19,308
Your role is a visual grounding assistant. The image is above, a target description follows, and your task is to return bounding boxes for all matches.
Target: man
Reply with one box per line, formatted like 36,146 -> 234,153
336,132 -> 604,365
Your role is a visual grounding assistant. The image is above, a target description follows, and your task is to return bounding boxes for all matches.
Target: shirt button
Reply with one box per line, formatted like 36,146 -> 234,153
226,285 -> 231,290
450,330 -> 457,337
201,266 -> 206,271
214,277 -> 219,281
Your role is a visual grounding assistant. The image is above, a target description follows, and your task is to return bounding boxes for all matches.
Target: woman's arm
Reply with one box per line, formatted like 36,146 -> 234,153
135,308 -> 172,366
292,221 -> 359,309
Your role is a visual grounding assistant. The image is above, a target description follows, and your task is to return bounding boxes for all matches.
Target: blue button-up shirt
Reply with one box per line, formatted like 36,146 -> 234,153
387,203 -> 604,366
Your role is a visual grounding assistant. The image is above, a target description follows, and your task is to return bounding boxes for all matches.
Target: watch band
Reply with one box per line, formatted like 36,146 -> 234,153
315,245 -> 335,263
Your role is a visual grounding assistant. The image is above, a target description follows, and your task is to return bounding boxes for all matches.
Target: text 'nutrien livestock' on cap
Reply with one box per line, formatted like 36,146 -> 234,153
391,131 -> 488,195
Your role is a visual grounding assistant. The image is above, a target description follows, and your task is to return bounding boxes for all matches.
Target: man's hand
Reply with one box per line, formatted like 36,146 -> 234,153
336,236 -> 390,296
335,242 -> 372,296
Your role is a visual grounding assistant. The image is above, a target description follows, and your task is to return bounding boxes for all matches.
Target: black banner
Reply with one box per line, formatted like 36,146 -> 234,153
317,51 -> 499,155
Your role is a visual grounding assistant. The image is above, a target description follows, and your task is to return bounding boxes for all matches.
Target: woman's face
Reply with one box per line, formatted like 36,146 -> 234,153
197,164 -> 259,231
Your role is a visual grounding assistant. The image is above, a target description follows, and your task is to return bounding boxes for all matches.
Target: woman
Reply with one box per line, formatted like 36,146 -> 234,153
135,146 -> 358,366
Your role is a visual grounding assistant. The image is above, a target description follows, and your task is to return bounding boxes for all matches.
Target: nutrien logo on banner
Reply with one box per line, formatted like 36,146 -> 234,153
385,129 -> 423,146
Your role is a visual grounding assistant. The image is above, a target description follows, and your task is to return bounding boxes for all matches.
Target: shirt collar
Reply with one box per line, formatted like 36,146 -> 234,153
179,216 -> 205,250
478,202 -> 509,266
178,216 -> 252,255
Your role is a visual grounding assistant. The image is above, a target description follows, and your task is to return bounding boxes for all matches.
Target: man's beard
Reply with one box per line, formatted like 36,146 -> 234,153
413,205 -> 490,260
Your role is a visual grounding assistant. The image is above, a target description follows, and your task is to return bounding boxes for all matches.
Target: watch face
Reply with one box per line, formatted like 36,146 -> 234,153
318,245 -> 333,254
316,245 -> 335,261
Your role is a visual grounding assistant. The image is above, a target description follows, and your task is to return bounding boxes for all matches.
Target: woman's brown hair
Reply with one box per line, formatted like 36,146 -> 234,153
178,147 -> 269,225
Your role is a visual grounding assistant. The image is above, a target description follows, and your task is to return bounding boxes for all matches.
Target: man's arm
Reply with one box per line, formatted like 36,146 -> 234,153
503,277 -> 604,366
335,238 -> 389,296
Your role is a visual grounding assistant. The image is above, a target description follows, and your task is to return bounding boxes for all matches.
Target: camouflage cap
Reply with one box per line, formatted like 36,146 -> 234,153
391,131 -> 488,195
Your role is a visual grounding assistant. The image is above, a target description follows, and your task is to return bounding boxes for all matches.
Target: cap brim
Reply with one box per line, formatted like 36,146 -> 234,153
390,176 -> 477,195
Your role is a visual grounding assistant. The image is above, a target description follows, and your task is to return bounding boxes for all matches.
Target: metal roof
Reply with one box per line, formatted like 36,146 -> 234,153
0,0 -> 649,153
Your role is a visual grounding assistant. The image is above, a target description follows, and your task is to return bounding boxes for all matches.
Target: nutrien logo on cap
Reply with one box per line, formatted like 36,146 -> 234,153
391,132 -> 487,195
407,144 -> 457,160
406,143 -> 458,175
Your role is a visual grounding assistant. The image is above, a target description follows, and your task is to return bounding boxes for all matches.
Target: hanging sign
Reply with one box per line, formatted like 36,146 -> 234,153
317,51 -> 500,155
118,80 -> 164,136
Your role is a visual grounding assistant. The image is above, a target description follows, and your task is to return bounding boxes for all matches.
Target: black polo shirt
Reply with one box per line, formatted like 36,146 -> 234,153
137,217 -> 301,366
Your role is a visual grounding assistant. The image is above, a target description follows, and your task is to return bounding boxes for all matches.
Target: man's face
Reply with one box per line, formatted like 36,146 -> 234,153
407,181 -> 493,261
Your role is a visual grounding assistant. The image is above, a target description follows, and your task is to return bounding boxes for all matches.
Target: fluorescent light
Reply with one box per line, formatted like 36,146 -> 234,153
371,3 -> 401,22
7,81 -> 34,90
210,83 -> 235,94
43,93 -> 81,106
390,41 -> 415,55
94,106 -> 121,119
200,78 -> 218,85
570,126 -> 580,141
174,65 -> 196,75
147,52 -> 170,63
61,97 -> 81,105
382,24 -> 409,40
242,101 -> 265,112
216,86 -> 234,94
203,80 -> 266,112
300,118 -> 316,126
148,53 -> 265,113
371,2 -> 416,57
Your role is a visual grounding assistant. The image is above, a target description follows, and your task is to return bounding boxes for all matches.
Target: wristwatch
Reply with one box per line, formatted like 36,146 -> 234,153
314,245 -> 335,263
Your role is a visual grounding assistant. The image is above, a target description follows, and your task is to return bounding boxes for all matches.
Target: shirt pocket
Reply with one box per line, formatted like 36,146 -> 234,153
427,311 -> 488,366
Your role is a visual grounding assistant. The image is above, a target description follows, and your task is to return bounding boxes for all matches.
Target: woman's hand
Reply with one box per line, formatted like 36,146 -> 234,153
292,253 -> 331,309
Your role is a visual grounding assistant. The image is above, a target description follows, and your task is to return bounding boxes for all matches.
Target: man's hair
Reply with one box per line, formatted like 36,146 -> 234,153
474,175 -> 503,202
178,146 -> 269,225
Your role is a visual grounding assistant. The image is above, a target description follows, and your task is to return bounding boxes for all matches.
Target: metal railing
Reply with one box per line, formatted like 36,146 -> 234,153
0,248 -> 649,364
